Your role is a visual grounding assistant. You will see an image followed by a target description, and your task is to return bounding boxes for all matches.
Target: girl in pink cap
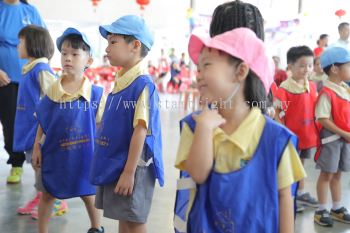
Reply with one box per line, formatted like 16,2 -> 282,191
174,28 -> 306,233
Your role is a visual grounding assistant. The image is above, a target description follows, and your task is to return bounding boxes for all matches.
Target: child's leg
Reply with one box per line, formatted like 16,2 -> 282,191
317,171 -> 333,207
298,158 -> 305,191
81,195 -> 101,229
121,220 -> 147,233
119,221 -> 129,233
38,192 -> 55,233
330,170 -> 342,208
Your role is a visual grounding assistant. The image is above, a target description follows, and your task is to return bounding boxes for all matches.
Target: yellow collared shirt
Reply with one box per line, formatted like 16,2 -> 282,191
112,61 -> 149,129
175,107 -> 306,190
22,57 -> 56,97
47,75 -> 106,123
315,79 -> 350,120
279,77 -> 310,94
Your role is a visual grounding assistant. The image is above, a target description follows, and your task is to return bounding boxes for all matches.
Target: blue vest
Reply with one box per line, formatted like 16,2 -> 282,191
36,85 -> 103,199
90,75 -> 164,186
13,62 -> 54,152
174,113 -> 298,233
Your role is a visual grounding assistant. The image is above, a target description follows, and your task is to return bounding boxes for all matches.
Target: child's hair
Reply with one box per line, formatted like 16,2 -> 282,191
60,34 -> 91,55
18,25 -> 54,60
323,63 -> 344,76
338,22 -> 349,32
286,46 -> 314,64
20,0 -> 28,4
210,0 -> 265,40
227,55 -> 268,114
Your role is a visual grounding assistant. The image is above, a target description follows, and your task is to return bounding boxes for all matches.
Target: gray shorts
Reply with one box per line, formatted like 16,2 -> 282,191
95,161 -> 155,223
316,129 -> 350,173
25,149 -> 33,163
34,169 -> 47,193
299,147 -> 316,159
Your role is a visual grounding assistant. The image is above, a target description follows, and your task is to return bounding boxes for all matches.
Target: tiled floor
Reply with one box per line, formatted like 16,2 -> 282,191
1,94 -> 350,233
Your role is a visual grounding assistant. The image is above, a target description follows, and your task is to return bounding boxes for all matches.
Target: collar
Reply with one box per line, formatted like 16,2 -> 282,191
22,57 -> 49,74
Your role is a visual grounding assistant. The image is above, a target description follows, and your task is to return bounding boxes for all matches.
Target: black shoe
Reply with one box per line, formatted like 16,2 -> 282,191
314,209 -> 333,227
331,207 -> 350,224
87,226 -> 104,233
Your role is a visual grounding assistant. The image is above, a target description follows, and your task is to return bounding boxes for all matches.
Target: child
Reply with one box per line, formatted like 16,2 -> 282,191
310,56 -> 328,92
13,25 -> 68,219
314,46 -> 350,227
275,46 -> 319,211
174,28 -> 306,233
90,15 -> 164,233
31,28 -> 105,233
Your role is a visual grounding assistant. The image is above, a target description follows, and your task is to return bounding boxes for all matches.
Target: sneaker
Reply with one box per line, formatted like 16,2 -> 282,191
17,192 -> 42,215
31,199 -> 68,220
297,192 -> 319,208
7,167 -> 23,184
314,209 -> 333,227
330,207 -> 350,224
296,204 -> 305,213
87,227 -> 105,233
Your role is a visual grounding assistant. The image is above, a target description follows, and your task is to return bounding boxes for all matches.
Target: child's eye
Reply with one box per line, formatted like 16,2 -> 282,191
110,40 -> 117,44
73,53 -> 79,56
203,63 -> 211,67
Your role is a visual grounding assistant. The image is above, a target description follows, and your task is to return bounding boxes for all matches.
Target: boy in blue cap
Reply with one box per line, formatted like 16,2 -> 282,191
90,15 -> 164,233
314,46 -> 350,227
32,27 -> 105,233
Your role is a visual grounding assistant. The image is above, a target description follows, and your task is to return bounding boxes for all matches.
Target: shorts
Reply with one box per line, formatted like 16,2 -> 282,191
316,128 -> 350,173
298,147 -> 316,159
95,152 -> 155,223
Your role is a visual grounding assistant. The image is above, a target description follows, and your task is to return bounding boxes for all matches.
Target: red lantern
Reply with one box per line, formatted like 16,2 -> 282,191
91,0 -> 101,7
335,9 -> 346,18
136,0 -> 150,10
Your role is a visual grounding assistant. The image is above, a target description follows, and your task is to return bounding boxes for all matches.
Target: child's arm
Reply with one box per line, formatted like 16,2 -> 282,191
114,121 -> 148,196
184,106 -> 226,184
32,125 -> 44,170
279,185 -> 294,233
318,118 -> 350,142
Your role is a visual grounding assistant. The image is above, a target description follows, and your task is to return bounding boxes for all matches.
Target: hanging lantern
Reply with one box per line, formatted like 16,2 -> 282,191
335,9 -> 346,19
91,0 -> 101,11
136,0 -> 150,10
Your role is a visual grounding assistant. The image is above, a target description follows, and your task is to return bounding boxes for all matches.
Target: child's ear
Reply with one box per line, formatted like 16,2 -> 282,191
330,65 -> 339,74
235,62 -> 250,82
132,40 -> 142,53
86,57 -> 94,68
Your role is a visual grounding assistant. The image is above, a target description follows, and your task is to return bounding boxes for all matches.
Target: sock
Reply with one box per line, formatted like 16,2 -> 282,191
332,202 -> 342,211
297,189 -> 306,196
317,204 -> 327,211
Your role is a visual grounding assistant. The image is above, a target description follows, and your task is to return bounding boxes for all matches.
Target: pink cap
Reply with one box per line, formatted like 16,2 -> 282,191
188,28 -> 274,94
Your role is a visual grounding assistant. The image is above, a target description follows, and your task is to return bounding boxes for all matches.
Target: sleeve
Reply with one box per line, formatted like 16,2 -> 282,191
133,86 -> 149,129
96,94 -> 106,124
38,71 -> 56,96
175,123 -> 194,171
277,140 -> 307,190
315,93 -> 332,119
32,6 -> 47,28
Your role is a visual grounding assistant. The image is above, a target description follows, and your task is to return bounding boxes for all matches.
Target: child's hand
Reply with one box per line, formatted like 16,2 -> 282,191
192,105 -> 226,131
343,132 -> 350,143
31,144 -> 42,170
114,171 -> 135,196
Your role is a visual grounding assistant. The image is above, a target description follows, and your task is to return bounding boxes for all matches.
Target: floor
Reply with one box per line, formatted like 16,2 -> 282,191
0,94 -> 350,233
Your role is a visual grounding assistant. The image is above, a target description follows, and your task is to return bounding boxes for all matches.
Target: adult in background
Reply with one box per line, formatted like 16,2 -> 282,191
0,0 -> 46,184
332,22 -> 350,49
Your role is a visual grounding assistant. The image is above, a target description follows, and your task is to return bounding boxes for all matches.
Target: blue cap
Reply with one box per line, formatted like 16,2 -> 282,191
99,15 -> 154,50
320,46 -> 350,68
56,27 -> 93,56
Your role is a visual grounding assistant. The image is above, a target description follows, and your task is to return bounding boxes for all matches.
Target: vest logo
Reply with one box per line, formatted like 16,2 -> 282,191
95,136 -> 110,147
59,127 -> 91,150
214,209 -> 235,233
17,105 -> 26,111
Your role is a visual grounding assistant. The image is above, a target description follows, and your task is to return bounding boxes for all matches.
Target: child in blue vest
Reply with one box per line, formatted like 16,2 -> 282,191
31,28 -> 105,233
313,47 -> 350,227
13,25 -> 68,219
90,15 -> 164,233
174,28 -> 306,233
